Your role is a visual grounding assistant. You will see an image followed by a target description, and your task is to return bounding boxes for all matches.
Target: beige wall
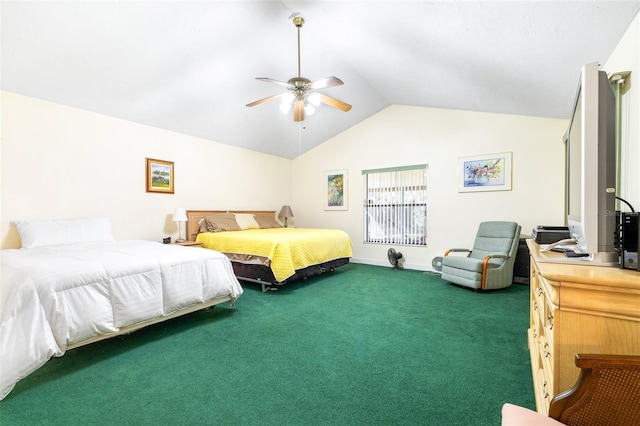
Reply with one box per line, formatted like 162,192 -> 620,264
291,106 -> 568,269
0,91 -> 292,249
1,91 -> 568,269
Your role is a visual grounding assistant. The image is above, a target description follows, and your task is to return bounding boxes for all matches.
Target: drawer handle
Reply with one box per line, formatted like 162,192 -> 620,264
542,381 -> 549,399
536,288 -> 543,297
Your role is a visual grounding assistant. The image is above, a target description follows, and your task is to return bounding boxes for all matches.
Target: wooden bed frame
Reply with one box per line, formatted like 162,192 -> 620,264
186,210 -> 350,291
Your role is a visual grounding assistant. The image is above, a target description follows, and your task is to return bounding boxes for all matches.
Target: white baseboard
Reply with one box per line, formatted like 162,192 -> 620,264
349,257 -> 437,273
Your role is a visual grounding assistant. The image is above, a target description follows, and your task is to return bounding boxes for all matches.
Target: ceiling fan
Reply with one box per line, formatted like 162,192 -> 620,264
246,13 -> 352,122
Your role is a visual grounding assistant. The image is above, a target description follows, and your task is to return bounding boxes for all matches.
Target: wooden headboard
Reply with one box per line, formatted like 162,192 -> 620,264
186,210 -> 277,241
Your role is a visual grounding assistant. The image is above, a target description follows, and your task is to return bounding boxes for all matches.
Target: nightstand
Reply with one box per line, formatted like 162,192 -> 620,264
170,241 -> 203,247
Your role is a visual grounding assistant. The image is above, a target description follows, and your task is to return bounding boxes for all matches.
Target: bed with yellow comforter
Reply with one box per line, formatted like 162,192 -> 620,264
188,210 -> 352,291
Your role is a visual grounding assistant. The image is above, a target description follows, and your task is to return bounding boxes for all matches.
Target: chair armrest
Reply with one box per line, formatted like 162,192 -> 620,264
480,254 -> 509,290
444,248 -> 471,256
485,253 -> 509,260
548,353 -> 640,422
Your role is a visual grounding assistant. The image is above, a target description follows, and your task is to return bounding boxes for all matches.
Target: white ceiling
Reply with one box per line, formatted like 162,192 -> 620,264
2,1 -> 639,159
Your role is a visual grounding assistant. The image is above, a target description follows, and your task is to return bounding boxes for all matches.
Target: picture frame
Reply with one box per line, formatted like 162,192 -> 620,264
458,152 -> 512,192
325,169 -> 348,210
145,158 -> 174,194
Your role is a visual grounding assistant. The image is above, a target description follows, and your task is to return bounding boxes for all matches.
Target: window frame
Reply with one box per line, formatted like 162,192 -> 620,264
362,164 -> 428,247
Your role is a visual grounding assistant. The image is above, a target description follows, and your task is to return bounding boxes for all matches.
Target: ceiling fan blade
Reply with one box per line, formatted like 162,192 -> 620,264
246,93 -> 282,108
317,93 -> 352,112
293,99 -> 305,122
256,77 -> 294,89
307,76 -> 344,90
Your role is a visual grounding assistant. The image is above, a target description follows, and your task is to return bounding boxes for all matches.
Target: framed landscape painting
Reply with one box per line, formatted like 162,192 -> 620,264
146,158 -> 174,194
325,169 -> 348,210
458,152 -> 512,192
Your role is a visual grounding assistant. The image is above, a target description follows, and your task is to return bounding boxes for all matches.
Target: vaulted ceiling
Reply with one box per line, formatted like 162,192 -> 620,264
2,1 -> 639,159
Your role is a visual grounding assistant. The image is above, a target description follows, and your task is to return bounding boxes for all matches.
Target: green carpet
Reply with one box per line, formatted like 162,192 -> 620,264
0,264 -> 534,425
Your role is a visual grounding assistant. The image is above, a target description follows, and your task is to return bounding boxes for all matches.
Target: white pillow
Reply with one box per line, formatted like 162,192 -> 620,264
11,217 -> 115,249
233,213 -> 260,230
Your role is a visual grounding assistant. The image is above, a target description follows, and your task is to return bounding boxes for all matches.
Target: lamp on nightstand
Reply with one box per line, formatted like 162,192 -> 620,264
278,205 -> 294,228
172,207 -> 187,242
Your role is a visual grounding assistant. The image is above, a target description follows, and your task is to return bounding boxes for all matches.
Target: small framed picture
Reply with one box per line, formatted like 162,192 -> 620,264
325,169 -> 348,210
146,158 -> 174,194
458,152 -> 512,192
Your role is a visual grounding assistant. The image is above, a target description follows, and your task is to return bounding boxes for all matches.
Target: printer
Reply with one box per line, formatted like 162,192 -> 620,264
532,225 -> 571,244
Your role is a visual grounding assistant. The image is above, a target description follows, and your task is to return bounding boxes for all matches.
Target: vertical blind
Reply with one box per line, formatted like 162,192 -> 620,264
362,164 -> 428,246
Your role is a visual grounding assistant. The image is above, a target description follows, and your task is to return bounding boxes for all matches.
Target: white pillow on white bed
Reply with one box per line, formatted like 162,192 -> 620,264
11,217 -> 115,249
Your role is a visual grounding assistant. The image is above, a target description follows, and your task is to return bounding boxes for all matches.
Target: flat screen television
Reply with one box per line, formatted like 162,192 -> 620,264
564,62 -> 618,265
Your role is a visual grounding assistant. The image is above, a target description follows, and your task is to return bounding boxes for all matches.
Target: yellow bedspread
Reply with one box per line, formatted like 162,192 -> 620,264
196,228 -> 352,282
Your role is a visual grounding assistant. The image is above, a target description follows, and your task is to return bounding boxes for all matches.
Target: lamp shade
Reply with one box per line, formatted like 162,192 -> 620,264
172,207 -> 187,222
278,205 -> 294,218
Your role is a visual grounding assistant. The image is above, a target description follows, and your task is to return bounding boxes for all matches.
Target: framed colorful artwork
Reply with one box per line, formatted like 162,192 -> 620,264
458,152 -> 512,192
325,169 -> 348,210
145,158 -> 174,194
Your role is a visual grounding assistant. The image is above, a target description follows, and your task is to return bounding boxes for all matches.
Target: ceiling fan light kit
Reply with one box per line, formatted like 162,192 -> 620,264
246,13 -> 352,122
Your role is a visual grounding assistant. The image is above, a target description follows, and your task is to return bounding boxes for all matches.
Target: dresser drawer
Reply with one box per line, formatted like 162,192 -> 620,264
538,334 -> 554,395
542,297 -> 555,348
528,328 -> 553,415
532,287 -> 555,345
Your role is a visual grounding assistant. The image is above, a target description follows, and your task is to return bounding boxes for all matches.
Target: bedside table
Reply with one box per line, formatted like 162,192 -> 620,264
170,241 -> 203,247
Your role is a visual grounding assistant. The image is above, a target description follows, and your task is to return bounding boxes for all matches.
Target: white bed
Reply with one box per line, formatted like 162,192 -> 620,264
0,218 -> 243,400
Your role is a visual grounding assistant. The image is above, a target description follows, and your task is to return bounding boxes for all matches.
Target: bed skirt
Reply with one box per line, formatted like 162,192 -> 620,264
231,257 -> 350,291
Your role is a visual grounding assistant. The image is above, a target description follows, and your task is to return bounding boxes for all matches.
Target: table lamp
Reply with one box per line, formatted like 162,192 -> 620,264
172,207 -> 187,242
278,205 -> 294,228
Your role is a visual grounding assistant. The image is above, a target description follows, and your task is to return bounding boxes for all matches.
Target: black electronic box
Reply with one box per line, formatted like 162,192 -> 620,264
619,212 -> 639,271
532,225 -> 571,245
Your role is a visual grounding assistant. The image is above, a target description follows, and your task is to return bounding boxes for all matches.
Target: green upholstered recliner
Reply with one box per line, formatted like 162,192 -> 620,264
441,221 -> 521,290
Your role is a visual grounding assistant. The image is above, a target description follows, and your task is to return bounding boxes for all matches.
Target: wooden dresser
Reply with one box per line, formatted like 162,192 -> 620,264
526,239 -> 640,414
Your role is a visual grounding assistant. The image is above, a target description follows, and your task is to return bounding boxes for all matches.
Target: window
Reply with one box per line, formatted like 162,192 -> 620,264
363,164 -> 427,246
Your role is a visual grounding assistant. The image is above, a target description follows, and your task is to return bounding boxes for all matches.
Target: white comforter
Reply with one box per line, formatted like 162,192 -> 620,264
0,240 -> 243,400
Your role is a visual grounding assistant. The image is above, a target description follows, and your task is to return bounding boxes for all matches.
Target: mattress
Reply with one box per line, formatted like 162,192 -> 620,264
196,228 -> 353,282
0,240 -> 243,400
